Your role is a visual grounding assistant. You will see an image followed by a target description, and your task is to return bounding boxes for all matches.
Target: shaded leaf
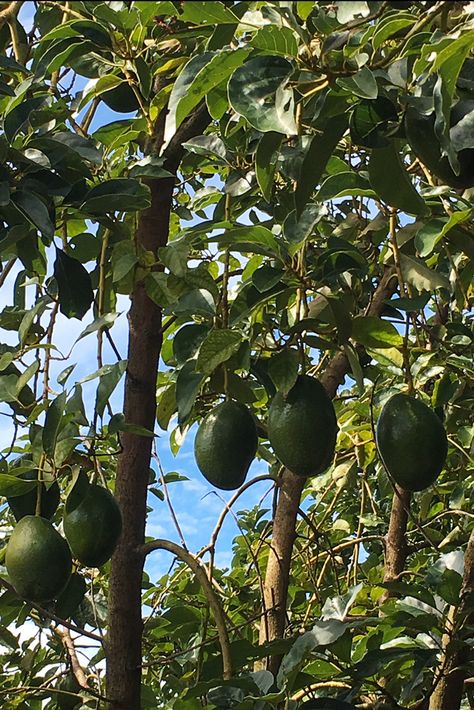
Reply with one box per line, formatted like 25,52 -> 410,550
42,391 -> 67,457
54,249 -> 94,320
195,329 -> 242,376
351,316 -> 403,349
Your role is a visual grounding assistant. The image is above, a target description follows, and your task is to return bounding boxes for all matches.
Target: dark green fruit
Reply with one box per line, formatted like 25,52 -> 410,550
376,393 -> 448,491
267,375 -> 337,477
56,673 -> 81,709
302,700 -> 356,709
101,78 -> 140,113
405,101 -> 474,189
55,572 -> 87,621
63,481 -> 122,567
6,516 -> 72,601
194,400 -> 258,490
173,323 -> 208,364
7,465 -> 60,522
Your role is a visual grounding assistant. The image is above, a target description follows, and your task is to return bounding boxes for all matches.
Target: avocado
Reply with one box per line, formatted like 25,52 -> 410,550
6,516 -> 72,601
55,572 -> 87,621
56,673 -> 81,709
63,481 -> 122,567
376,393 -> 448,491
194,400 -> 258,490
267,375 -> 337,477
101,78 -> 140,113
405,101 -> 474,189
7,464 -> 60,521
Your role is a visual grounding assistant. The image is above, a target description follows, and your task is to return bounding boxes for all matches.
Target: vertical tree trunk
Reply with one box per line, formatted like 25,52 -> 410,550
383,487 -> 411,589
106,107 -> 210,709
259,269 -> 398,674
429,529 -> 474,710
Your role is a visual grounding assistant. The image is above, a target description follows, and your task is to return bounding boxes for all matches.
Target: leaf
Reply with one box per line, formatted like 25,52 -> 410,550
369,141 -> 427,216
415,210 -> 472,257
182,135 -> 227,159
82,179 -> 151,213
336,1 -> 370,24
76,312 -> 120,342
283,204 -> 326,246
228,56 -> 297,135
372,13 -> 416,51
399,253 -> 450,292
252,265 -> 284,293
173,289 -> 216,317
295,114 -> 348,215
322,583 -> 363,620
42,391 -> 67,456
167,49 -> 248,138
54,249 -> 94,320
268,349 -> 299,395
255,132 -> 283,202
195,329 -> 242,376
215,226 -> 280,257
156,384 -> 177,431
250,26 -> 299,57
317,171 -> 374,200
180,1 -> 239,24
176,361 -> 204,423
344,343 -> 364,394
337,66 -> 378,99
11,191 -> 54,238
95,360 -> 127,418
0,474 -> 37,497
351,316 -> 403,349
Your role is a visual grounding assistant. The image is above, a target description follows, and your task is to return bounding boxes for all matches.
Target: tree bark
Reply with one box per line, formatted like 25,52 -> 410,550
259,268 -> 397,674
106,106 -> 210,710
383,487 -> 411,588
429,529 -> 474,710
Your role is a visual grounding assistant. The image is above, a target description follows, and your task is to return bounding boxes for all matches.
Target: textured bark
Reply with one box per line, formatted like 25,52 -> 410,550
429,529 -> 474,710
382,487 -> 411,590
259,268 -> 397,673
106,106 -> 210,710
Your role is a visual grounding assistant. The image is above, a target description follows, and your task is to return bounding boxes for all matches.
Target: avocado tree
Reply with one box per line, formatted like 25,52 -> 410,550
0,1 -> 473,709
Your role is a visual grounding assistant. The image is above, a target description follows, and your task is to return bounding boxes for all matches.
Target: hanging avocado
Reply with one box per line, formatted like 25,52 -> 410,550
101,75 -> 140,113
7,462 -> 60,522
376,393 -> 448,491
405,101 -> 474,189
267,375 -> 337,477
6,516 -> 72,601
63,473 -> 122,567
194,400 -> 258,490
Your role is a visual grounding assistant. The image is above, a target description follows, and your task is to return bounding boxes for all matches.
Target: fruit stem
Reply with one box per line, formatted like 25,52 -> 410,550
35,454 -> 46,516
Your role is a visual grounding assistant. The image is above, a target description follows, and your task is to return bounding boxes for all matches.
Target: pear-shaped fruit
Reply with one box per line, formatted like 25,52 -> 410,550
56,673 -> 81,709
194,400 -> 258,490
63,476 -> 122,567
267,375 -> 337,477
6,516 -> 72,601
7,464 -> 60,522
101,78 -> 139,113
376,393 -> 448,491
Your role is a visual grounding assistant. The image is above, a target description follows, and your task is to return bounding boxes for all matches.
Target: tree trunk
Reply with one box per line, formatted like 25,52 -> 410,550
382,487 -> 411,592
106,107 -> 210,710
429,529 -> 474,710
259,268 -> 398,674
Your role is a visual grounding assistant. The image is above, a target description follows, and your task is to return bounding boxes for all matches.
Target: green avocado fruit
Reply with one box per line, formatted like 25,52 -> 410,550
194,400 -> 258,490
267,375 -> 337,477
376,393 -> 448,491
55,572 -> 87,621
56,673 -> 81,709
63,482 -> 122,567
6,516 -> 72,601
7,466 -> 60,522
405,101 -> 474,189
101,78 -> 140,113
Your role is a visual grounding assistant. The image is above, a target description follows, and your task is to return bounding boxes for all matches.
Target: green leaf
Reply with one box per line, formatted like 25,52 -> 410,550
351,316 -> 403,349
0,474 -> 37,497
252,265 -> 284,293
182,135 -> 227,159
166,49 -> 248,139
399,253 -> 450,292
250,26 -> 299,57
295,114 -> 348,215
317,171 -> 374,200
336,1 -> 370,24
344,343 -> 364,394
11,191 -> 54,238
95,360 -> 127,418
181,1 -> 239,25
156,384 -> 177,431
337,66 -> 378,99
215,226 -> 280,257
372,14 -> 416,52
42,391 -> 67,456
255,132 -> 282,202
176,361 -> 204,423
369,141 -> 427,216
54,249 -> 94,320
76,313 -> 120,342
195,329 -> 242,376
82,179 -> 151,213
415,210 -> 472,257
283,204 -> 326,246
228,56 -> 297,134
268,349 -> 299,395
173,289 -> 216,317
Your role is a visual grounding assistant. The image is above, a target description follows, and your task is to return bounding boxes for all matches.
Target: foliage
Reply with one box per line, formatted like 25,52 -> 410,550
0,1 -> 472,709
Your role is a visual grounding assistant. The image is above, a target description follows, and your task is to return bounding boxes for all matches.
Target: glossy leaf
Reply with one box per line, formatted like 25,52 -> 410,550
53,249 -> 94,320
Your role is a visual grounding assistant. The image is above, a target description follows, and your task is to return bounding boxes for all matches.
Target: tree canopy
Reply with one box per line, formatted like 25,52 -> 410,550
0,1 -> 473,709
